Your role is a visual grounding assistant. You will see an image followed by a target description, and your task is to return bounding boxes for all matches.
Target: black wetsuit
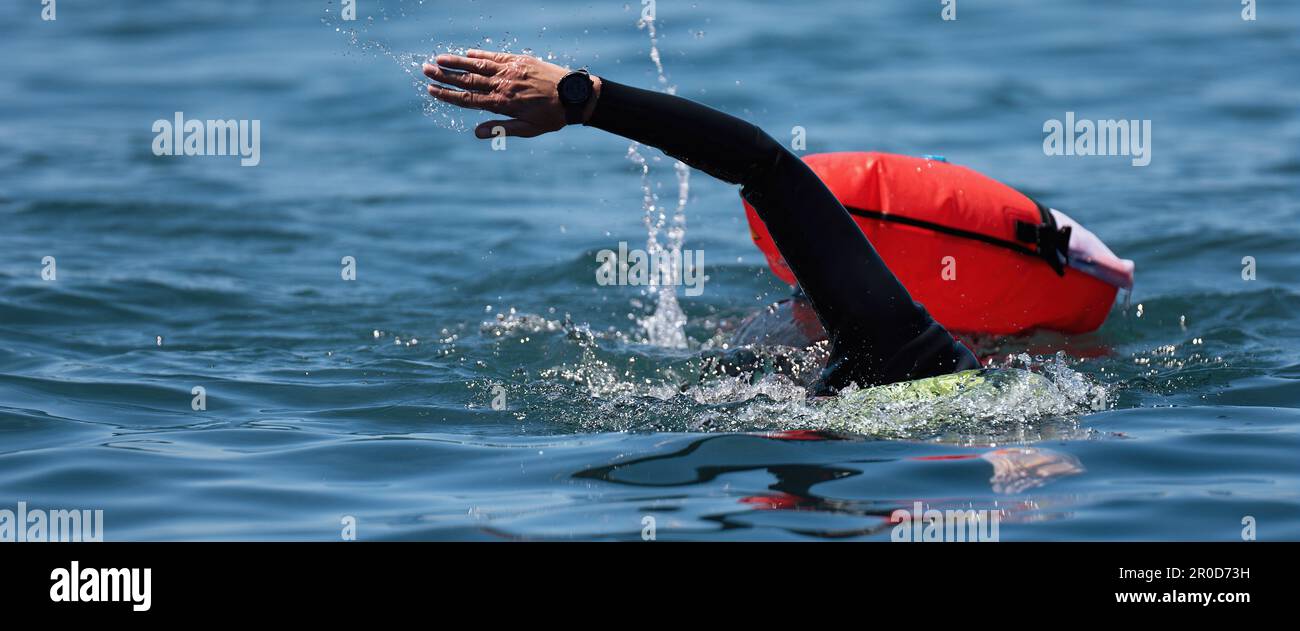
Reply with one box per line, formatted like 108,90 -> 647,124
587,79 -> 979,395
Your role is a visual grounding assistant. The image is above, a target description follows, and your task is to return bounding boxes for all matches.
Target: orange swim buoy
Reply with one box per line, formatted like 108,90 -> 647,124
743,152 -> 1134,335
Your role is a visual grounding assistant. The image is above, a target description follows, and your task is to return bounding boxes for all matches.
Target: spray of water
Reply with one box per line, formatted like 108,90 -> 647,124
629,12 -> 692,349
480,311 -> 1108,438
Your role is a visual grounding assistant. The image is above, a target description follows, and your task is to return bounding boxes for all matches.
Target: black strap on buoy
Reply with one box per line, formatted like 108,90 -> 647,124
1014,198 -> 1071,276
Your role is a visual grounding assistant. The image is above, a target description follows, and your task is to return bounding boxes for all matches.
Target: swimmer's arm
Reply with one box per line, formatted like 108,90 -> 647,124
423,50 -> 761,183
425,50 -> 977,389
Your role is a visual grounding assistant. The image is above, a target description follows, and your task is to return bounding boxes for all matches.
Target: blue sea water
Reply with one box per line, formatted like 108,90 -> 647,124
1,0 -> 1297,541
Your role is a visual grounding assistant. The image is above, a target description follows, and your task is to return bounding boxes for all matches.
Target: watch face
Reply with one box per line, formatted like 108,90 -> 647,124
559,74 -> 591,104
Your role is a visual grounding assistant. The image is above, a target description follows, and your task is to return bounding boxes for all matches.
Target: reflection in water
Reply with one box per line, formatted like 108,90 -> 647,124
980,447 -> 1085,494
565,431 -> 1084,539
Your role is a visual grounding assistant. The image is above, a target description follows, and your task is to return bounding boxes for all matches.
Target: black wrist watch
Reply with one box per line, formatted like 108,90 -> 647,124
557,69 -> 595,125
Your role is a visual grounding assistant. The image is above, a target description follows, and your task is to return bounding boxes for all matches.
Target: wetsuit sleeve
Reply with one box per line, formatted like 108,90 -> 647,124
587,79 -> 978,391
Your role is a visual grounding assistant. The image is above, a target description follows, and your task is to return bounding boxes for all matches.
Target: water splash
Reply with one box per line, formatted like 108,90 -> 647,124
814,354 -> 1109,438
629,11 -> 692,349
479,313 -> 1107,439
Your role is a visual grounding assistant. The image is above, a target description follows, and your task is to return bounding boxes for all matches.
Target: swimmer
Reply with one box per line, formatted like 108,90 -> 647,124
423,50 -> 979,395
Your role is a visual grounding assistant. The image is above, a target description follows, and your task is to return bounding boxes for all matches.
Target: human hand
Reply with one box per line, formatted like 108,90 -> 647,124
423,49 -> 600,139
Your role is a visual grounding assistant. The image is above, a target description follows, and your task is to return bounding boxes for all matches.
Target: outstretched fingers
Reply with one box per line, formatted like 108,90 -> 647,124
431,52 -> 502,76
422,49 -> 563,139
427,84 -> 499,112
464,49 -> 516,64
423,63 -> 496,93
